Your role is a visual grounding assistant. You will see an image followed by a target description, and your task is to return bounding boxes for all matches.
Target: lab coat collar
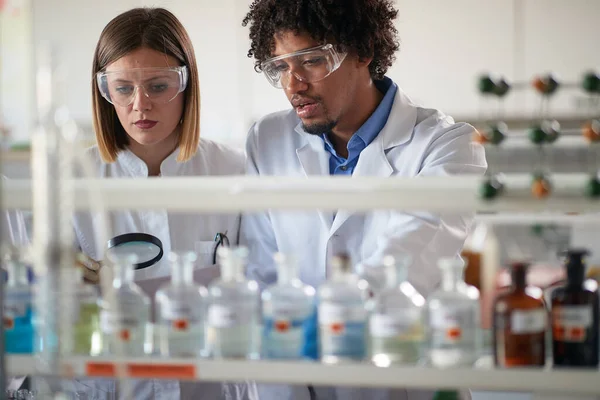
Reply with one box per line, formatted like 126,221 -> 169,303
295,135 -> 334,230
293,84 -> 417,152
117,147 -> 182,177
348,87 -> 420,178
380,86 -> 418,150
159,147 -> 183,176
294,85 -> 419,237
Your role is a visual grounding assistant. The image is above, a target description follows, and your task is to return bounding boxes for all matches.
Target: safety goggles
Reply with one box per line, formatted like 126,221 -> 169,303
261,44 -> 347,89
96,66 -> 188,107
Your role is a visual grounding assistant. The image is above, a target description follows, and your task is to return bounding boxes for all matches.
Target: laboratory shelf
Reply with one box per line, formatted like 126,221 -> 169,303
475,212 -> 600,225
6,355 -> 600,394
487,134 -> 591,149
3,174 -> 600,213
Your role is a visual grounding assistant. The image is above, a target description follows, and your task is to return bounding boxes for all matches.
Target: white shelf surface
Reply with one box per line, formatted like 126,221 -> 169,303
3,175 -> 600,213
6,355 -> 600,394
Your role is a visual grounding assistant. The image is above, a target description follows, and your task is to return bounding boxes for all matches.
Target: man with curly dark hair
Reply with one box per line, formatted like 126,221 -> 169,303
242,0 -> 400,139
241,2 -> 486,398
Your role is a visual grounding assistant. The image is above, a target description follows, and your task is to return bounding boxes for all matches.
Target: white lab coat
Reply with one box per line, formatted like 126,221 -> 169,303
73,139 -> 244,281
2,208 -> 29,247
1,175 -> 30,247
240,86 -> 487,400
70,139 -> 253,400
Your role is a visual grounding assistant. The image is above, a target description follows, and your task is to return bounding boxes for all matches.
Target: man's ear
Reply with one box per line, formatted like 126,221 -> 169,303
357,55 -> 374,68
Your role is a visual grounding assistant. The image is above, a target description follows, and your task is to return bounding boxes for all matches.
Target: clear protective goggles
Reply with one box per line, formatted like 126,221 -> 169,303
260,44 -> 347,89
96,66 -> 188,107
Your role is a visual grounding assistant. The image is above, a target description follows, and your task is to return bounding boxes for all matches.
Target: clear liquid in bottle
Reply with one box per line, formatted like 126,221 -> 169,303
318,254 -> 367,364
100,254 -> 151,356
156,252 -> 208,357
206,246 -> 261,359
369,255 -> 426,366
427,257 -> 480,368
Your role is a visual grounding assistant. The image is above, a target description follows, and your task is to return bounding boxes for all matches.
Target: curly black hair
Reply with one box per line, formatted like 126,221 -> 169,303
242,0 -> 400,80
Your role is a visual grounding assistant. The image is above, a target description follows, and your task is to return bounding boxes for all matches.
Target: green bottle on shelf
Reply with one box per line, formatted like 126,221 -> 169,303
63,267 -> 103,356
433,390 -> 461,400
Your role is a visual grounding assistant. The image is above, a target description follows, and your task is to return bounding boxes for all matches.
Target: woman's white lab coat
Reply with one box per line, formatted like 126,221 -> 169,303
240,86 -> 487,400
70,139 -> 253,400
2,175 -> 30,247
73,139 -> 244,281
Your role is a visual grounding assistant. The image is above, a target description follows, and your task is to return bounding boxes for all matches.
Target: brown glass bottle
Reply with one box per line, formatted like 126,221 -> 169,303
493,262 -> 547,367
551,249 -> 599,368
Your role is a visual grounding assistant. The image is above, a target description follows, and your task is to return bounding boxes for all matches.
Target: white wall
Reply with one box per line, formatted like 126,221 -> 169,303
1,0 -> 35,143
7,0 -> 600,146
391,0 -> 600,120
29,0 -> 262,147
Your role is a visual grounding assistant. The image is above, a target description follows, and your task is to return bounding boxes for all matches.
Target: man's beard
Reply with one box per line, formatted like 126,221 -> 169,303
302,120 -> 337,135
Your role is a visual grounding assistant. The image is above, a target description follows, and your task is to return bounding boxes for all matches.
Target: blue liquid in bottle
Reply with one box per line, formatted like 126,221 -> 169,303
3,248 -> 34,354
262,253 -> 316,359
317,254 -> 367,363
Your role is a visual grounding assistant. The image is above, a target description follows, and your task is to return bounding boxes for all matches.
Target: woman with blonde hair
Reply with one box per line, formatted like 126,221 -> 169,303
71,7 -> 255,400
74,7 -> 244,281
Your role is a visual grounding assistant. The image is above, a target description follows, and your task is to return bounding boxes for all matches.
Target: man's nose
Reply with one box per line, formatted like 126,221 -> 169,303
284,71 -> 309,94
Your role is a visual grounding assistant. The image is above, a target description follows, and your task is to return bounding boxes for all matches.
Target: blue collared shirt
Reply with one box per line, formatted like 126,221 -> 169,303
321,76 -> 398,175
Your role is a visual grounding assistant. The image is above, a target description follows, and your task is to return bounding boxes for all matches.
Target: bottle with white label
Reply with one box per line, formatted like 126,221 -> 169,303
493,262 -> 547,367
262,253 -> 316,359
100,254 -> 150,356
368,255 -> 426,366
551,249 -> 599,368
3,246 -> 34,354
156,252 -> 208,357
206,246 -> 260,359
318,253 -> 367,364
427,257 -> 480,368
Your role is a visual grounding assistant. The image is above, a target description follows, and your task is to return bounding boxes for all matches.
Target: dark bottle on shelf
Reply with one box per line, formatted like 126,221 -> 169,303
493,262 -> 547,367
551,249 -> 599,368
432,390 -> 462,400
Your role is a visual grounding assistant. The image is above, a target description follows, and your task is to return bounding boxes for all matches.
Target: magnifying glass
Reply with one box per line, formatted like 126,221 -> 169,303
106,233 -> 164,270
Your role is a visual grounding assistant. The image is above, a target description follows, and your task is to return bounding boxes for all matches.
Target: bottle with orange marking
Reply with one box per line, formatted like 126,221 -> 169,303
262,253 -> 316,359
551,249 -> 599,368
368,255 -> 426,366
317,253 -> 368,364
156,252 -> 208,357
100,254 -> 150,356
206,246 -> 261,359
493,262 -> 546,367
427,257 -> 481,368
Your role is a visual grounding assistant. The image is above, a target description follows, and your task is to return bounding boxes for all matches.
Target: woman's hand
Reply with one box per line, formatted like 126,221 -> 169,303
75,253 -> 102,284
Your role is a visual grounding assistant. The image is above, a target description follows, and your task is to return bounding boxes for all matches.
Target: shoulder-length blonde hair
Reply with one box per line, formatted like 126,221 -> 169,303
91,7 -> 200,163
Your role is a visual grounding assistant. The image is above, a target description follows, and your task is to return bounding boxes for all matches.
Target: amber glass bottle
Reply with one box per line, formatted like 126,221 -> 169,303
493,262 -> 547,367
551,249 -> 599,368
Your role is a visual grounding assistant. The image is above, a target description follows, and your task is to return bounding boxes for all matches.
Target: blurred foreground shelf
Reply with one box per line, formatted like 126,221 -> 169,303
7,355 -> 600,394
4,175 -> 600,213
